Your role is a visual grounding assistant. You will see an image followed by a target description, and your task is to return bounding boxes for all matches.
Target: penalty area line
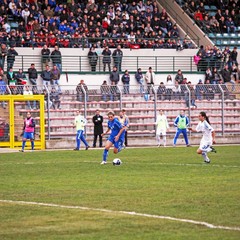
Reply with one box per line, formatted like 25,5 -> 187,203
0,199 -> 240,232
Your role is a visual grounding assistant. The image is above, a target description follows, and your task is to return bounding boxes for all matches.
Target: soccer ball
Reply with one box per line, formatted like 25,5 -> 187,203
112,158 -> 122,166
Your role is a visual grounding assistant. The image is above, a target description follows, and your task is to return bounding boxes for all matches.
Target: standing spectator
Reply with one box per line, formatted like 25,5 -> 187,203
76,79 -> 88,102
7,68 -> 17,94
145,67 -> 155,94
87,46 -> 98,72
50,45 -> 62,72
110,66 -> 120,85
175,69 -> 184,84
73,110 -> 90,151
0,75 -> 7,109
112,44 -> 123,72
19,112 -> 35,152
0,43 -> 7,71
172,81 -> 182,100
92,109 -> 104,148
186,82 -> 197,109
195,79 -> 204,100
21,7 -> 30,26
41,65 -> 52,86
7,46 -> 18,71
51,65 -> 61,92
41,45 -> 50,69
173,110 -> 190,147
50,87 -> 61,110
230,63 -> 239,83
121,69 -> 130,94
155,110 -> 169,147
28,63 -> 38,87
100,80 -> 112,101
102,46 -> 111,72
135,68 -> 144,93
165,75 -> 174,100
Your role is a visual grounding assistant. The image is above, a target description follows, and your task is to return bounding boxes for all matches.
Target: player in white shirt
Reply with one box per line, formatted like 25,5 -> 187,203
155,110 -> 169,147
189,111 -> 216,163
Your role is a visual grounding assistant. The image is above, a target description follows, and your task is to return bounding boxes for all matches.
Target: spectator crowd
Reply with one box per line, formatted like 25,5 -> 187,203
0,0 -> 196,49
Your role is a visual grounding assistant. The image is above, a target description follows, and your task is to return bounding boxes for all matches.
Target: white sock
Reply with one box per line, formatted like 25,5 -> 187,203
163,136 -> 166,146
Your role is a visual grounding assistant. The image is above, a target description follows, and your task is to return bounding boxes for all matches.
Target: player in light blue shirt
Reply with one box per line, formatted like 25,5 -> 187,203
100,111 -> 126,165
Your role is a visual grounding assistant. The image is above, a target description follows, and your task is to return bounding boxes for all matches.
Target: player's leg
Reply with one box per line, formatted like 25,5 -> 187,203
198,141 -> 211,163
30,132 -> 34,150
173,129 -> 181,146
182,129 -> 190,146
162,132 -> 167,147
74,130 -> 81,150
20,132 -> 28,152
113,137 -> 124,154
156,133 -> 160,146
80,131 -> 90,150
101,140 -> 113,164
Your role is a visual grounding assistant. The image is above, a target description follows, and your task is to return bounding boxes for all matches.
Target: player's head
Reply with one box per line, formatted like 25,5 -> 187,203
199,111 -> 210,124
107,111 -> 115,121
159,110 -> 163,115
76,110 -> 81,115
26,112 -> 31,119
180,110 -> 185,116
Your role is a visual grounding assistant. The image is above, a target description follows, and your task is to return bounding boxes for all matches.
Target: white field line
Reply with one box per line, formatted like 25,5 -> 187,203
0,199 -> 240,232
0,160 -> 239,169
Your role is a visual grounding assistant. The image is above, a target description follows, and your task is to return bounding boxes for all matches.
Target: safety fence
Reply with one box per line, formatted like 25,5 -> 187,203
0,84 -> 239,147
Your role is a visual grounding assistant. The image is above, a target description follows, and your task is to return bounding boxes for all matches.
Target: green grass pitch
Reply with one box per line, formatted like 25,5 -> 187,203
0,146 -> 240,240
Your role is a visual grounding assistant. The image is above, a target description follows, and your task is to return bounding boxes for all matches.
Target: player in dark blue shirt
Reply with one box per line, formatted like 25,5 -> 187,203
100,111 -> 126,165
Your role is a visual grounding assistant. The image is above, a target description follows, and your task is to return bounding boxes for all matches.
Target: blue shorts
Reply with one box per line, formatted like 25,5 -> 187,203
23,132 -> 34,140
108,134 -> 125,149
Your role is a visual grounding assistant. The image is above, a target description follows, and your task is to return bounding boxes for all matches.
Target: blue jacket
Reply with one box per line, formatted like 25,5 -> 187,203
0,80 -> 6,94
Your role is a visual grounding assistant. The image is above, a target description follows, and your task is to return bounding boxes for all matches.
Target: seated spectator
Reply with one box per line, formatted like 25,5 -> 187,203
23,85 -> 36,110
172,81 -> 182,100
50,87 -> 61,110
157,82 -> 167,100
221,64 -> 235,91
165,75 -> 174,100
204,80 -> 215,100
212,67 -> 221,84
76,79 -> 88,102
195,79 -> 205,100
175,69 -> 184,84
0,119 -> 9,141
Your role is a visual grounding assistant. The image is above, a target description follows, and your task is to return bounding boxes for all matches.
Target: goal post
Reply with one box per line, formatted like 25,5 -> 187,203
0,95 -> 45,150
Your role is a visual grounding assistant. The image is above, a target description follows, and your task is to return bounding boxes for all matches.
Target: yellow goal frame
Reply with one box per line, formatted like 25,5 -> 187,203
0,95 -> 45,150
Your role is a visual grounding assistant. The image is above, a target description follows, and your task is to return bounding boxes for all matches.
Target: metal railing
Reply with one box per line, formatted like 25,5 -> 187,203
3,55 -> 226,73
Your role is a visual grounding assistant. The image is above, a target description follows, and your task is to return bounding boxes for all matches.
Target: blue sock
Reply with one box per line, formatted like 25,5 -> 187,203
31,141 -> 34,150
22,141 -> 26,150
103,149 -> 109,162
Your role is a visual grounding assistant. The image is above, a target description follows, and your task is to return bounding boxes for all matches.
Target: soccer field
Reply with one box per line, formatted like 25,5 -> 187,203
0,146 -> 240,240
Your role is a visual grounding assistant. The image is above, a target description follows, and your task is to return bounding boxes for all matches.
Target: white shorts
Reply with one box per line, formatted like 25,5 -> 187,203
199,139 -> 211,151
156,129 -> 167,136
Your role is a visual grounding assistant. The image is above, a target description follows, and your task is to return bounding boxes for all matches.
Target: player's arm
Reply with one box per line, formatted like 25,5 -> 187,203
102,128 -> 110,136
115,126 -> 126,140
212,130 -> 216,144
188,127 -> 197,132
29,119 -> 36,128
